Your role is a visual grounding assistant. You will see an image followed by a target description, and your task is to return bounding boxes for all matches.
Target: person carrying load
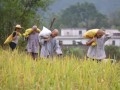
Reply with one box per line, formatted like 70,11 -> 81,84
23,26 -> 40,38
24,25 -> 40,60
4,24 -> 22,50
83,29 -> 100,46
39,26 -> 62,58
83,29 -> 111,62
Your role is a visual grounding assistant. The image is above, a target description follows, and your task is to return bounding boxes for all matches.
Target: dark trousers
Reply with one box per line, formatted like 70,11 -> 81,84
9,42 -> 16,50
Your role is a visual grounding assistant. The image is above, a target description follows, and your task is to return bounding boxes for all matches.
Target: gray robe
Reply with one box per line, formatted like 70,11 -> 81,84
87,34 -> 111,60
39,37 -> 62,58
27,33 -> 39,53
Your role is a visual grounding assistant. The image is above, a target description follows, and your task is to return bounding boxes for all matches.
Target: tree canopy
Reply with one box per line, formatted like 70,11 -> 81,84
55,2 -> 109,29
0,0 -> 53,45
109,10 -> 120,30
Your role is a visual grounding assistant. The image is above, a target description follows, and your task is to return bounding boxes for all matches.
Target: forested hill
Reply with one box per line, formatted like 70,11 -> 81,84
49,0 -> 120,15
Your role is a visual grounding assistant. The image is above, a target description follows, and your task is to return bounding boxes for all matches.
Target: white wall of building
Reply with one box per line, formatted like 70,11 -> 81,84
62,40 -> 73,45
61,28 -> 86,36
105,39 -> 120,46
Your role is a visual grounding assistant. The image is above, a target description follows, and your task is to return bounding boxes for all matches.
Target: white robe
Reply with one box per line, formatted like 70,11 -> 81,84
87,34 -> 111,60
39,37 -> 62,58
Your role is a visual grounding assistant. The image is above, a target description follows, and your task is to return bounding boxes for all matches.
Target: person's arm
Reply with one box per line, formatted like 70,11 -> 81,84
39,36 -> 51,45
39,36 -> 45,45
86,37 -> 96,46
54,39 -> 63,55
104,33 -> 112,42
12,31 -> 17,40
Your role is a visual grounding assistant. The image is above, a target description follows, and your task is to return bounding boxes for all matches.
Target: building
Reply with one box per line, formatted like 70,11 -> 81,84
61,28 -> 87,37
105,29 -> 120,46
56,28 -> 120,46
58,28 -> 87,45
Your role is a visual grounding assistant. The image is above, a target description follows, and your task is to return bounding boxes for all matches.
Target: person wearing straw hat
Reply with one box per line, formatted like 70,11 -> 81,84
26,25 -> 40,60
4,24 -> 22,50
84,29 -> 112,62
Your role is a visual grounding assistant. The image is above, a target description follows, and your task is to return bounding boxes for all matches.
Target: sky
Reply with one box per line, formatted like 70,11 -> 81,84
49,0 -> 120,15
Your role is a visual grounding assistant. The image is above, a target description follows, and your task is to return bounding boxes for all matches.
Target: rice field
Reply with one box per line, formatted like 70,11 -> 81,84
0,49 -> 120,90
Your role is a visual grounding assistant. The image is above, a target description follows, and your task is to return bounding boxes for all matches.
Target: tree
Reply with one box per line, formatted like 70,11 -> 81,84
109,10 -> 120,30
0,0 -> 53,45
57,2 -> 109,29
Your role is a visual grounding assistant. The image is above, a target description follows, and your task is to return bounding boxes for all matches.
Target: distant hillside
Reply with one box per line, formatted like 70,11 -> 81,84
49,0 -> 120,15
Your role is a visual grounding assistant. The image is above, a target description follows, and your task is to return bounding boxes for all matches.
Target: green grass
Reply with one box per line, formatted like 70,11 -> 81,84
0,49 -> 120,90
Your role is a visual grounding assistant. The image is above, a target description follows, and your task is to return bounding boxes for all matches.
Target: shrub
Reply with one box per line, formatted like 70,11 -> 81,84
105,45 -> 120,61
63,47 -> 86,59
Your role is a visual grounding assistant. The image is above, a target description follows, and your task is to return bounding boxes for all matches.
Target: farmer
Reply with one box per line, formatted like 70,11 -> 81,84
25,25 -> 40,60
4,24 -> 22,50
84,29 -> 111,61
39,29 -> 62,58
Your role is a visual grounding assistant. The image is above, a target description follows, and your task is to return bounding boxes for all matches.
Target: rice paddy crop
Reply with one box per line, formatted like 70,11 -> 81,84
0,49 -> 120,90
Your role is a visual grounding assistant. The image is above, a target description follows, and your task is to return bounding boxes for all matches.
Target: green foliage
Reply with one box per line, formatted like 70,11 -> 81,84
56,2 -> 109,29
63,46 -> 120,61
0,0 -> 53,45
105,45 -> 120,60
18,37 -> 27,51
63,47 -> 87,59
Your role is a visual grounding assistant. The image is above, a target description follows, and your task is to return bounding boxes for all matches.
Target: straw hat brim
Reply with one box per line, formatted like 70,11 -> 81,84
14,26 -> 23,29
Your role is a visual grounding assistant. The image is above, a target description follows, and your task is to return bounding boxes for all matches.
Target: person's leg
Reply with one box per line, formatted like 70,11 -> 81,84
28,52 -> 38,60
27,52 -> 34,59
27,44 -> 34,59
33,44 -> 39,60
86,57 -> 94,61
97,59 -> 102,63
47,55 -> 50,58
9,42 -> 16,51
32,53 -> 38,60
